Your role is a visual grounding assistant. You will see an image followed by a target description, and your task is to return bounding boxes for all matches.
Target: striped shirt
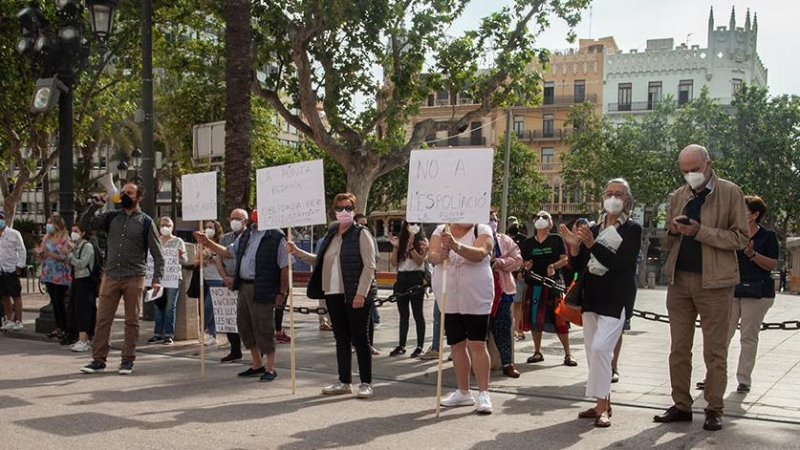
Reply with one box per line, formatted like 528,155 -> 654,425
80,204 -> 164,283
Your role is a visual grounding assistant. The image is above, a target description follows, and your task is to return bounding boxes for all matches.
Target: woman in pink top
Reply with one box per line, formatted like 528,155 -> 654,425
487,210 -> 523,378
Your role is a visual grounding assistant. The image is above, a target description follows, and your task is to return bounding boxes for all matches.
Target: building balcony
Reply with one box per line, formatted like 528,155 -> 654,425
516,128 -> 570,142
541,93 -> 598,107
537,162 -> 563,173
540,202 -> 595,215
424,136 -> 486,147
607,101 -> 661,113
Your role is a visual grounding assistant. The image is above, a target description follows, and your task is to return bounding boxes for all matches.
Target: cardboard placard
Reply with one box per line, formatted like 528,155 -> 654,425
406,148 -> 494,224
255,160 -> 327,230
210,287 -> 239,333
181,172 -> 218,221
145,247 -> 180,289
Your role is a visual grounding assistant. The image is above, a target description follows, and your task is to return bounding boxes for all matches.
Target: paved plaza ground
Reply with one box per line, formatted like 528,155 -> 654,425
1,286 -> 799,449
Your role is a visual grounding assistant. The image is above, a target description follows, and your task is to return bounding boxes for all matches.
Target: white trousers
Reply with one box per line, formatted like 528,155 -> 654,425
583,309 -> 626,399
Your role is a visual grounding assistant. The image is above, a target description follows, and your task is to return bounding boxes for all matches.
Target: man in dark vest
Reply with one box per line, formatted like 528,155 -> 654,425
196,209 -> 289,382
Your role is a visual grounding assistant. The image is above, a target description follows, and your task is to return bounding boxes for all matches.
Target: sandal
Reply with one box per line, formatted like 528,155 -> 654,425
47,329 -> 61,339
564,355 -> 578,367
578,406 -> 612,419
526,352 -> 544,363
594,412 -> 611,428
515,333 -> 525,341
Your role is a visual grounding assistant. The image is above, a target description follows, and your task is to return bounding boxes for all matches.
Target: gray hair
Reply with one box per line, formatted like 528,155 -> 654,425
159,216 -> 173,227
604,178 -> 634,213
680,144 -> 710,162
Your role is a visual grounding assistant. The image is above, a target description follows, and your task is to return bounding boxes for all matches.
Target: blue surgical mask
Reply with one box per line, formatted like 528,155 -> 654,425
45,223 -> 55,234
0,220 -> 6,229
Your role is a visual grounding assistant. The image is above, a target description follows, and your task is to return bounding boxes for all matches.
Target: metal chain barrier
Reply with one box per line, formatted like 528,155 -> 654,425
281,272 -> 800,331
632,309 -> 800,331
524,269 -> 800,331
280,284 -> 430,315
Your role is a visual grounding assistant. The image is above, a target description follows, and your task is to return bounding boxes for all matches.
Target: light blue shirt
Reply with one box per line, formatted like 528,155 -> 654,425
229,229 -> 288,280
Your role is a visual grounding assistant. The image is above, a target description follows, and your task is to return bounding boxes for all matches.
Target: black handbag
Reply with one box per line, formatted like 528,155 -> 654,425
734,279 -> 764,299
564,269 -> 586,308
186,266 -> 201,299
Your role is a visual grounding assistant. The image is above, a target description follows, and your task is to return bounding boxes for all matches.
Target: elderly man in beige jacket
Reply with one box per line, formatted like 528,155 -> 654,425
654,144 -> 749,431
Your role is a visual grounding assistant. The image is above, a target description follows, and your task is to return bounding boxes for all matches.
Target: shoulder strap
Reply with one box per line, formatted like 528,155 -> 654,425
142,214 -> 152,256
474,224 -> 478,238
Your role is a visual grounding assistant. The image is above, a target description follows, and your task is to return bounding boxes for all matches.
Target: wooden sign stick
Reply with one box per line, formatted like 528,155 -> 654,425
288,228 -> 297,394
434,224 -> 451,417
198,221 -> 206,380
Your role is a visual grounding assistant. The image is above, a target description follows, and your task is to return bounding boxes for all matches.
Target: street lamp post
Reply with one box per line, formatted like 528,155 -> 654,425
16,0 -> 117,334
16,0 -> 118,228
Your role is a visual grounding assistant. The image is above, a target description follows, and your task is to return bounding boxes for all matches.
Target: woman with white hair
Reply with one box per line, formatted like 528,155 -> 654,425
559,178 -> 642,427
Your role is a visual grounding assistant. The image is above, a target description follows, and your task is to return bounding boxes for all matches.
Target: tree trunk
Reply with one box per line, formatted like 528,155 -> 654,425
638,229 -> 651,288
345,157 -> 381,214
223,0 -> 253,212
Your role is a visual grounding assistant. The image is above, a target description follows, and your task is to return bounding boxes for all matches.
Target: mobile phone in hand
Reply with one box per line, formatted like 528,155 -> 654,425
676,217 -> 692,225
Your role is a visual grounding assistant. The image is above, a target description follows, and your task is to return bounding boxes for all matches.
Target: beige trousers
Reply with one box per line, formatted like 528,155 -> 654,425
727,296 -> 774,387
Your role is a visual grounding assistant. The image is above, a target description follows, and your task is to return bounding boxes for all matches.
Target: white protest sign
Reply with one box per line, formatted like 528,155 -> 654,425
181,172 -> 218,221
144,247 -> 180,289
210,287 -> 239,333
256,160 -> 327,230
405,148 -> 494,224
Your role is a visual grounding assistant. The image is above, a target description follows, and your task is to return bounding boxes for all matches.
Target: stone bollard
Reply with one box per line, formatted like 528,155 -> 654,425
174,243 -> 199,341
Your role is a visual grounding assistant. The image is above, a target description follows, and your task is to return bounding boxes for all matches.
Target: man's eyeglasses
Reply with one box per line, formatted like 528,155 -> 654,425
334,205 -> 355,212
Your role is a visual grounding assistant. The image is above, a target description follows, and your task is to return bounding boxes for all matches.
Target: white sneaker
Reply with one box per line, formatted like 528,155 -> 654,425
356,383 -> 373,399
440,390 -> 475,407
71,341 -> 91,352
476,391 -> 493,414
1,319 -> 13,331
321,382 -> 352,395
11,321 -> 23,331
204,335 -> 217,346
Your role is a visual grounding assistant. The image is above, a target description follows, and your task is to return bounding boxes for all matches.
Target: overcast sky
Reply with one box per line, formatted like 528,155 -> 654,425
449,0 -> 799,96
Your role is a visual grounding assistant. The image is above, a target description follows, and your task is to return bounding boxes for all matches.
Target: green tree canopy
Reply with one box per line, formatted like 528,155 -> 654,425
251,0 -> 592,211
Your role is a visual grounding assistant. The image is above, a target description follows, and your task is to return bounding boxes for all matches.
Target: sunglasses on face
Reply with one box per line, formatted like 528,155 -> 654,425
334,205 -> 355,212
536,214 -> 549,219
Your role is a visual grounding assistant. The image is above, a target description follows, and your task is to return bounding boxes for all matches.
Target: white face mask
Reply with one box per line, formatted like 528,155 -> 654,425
407,224 -> 420,235
603,197 -> 625,215
160,226 -> 171,237
70,232 -> 81,242
534,218 -> 550,230
205,228 -> 216,239
684,171 -> 706,190
230,220 -> 244,233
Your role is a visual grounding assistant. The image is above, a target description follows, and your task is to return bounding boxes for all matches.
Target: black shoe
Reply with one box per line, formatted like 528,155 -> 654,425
147,336 -> 164,344
80,359 -> 107,374
410,347 -> 423,358
653,405 -> 693,423
118,361 -> 134,375
703,411 -> 722,431
238,367 -> 266,377
221,353 -> 243,363
736,383 -> 750,393
60,334 -> 77,346
389,346 -> 406,357
162,337 -> 174,345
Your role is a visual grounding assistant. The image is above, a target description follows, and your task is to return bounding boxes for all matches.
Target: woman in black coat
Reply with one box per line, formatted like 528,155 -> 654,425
560,178 -> 642,428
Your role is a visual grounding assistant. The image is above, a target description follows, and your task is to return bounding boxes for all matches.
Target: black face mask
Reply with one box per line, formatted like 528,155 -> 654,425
120,194 -> 135,209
